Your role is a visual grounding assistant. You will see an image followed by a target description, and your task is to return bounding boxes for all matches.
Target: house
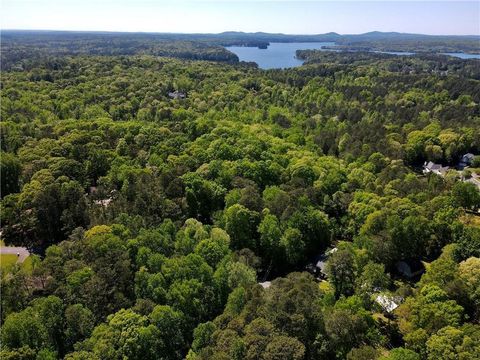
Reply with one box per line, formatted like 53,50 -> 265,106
459,153 -> 475,170
258,281 -> 271,289
94,198 -> 113,207
168,91 -> 186,100
395,259 -> 425,279
423,161 -> 450,176
306,247 -> 338,279
374,293 -> 401,314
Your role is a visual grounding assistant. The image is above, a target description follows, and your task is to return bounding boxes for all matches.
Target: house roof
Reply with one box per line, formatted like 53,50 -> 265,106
459,153 -> 475,168
424,161 -> 450,174
168,91 -> 186,99
259,281 -> 271,289
94,198 -> 113,207
316,258 -> 327,273
425,161 -> 441,170
374,294 -> 400,313
314,247 -> 337,274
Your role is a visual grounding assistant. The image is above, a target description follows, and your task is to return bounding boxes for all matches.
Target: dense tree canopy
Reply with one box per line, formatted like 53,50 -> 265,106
1,40 -> 479,359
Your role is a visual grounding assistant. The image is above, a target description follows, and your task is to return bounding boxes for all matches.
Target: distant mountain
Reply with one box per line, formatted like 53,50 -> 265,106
3,29 -> 478,42
344,31 -> 480,40
213,30 -> 479,40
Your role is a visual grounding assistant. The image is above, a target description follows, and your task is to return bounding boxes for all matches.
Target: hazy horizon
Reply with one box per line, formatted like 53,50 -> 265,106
2,29 -> 480,38
2,1 -> 479,36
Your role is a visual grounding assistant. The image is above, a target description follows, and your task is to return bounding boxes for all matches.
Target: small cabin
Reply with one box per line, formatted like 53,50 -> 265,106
395,259 -> 425,279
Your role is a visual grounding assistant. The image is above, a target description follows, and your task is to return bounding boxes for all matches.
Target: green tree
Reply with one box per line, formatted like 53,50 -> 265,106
224,204 -> 260,250
1,308 -> 49,352
149,305 -> 186,359
426,326 -> 480,360
355,262 -> 390,299
326,245 -> 357,298
380,348 -> 420,360
452,182 -> 480,210
258,211 -> 283,263
280,227 -> 305,265
64,304 -> 95,352
263,336 -> 305,360
0,152 -> 21,198
194,228 -> 231,268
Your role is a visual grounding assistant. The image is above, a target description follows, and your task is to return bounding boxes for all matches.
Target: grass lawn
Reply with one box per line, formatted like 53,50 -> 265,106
22,256 -> 34,274
0,253 -> 33,274
1,254 -> 19,271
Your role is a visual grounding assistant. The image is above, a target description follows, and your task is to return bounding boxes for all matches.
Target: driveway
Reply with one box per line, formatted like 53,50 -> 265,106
466,176 -> 480,190
0,247 -> 30,263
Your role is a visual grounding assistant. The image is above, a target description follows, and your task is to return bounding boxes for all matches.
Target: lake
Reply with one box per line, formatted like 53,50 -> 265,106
226,42 -> 334,69
442,52 -> 480,59
227,42 -> 480,69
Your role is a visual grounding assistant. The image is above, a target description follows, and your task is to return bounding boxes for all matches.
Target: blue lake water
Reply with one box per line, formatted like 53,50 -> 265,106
442,52 -> 480,59
226,42 -> 480,69
226,42 -> 335,69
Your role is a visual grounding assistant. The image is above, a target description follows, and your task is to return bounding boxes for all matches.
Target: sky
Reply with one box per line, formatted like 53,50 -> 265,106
2,1 -> 479,36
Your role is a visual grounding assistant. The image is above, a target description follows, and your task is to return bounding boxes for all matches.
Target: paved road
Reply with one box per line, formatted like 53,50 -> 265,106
0,247 -> 30,263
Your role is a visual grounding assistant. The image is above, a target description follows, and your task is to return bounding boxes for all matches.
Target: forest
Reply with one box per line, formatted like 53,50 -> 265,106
2,30 -> 480,71
1,38 -> 480,360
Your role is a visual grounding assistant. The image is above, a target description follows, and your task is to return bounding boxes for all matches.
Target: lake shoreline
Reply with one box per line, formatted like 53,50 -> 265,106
226,42 -> 480,69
